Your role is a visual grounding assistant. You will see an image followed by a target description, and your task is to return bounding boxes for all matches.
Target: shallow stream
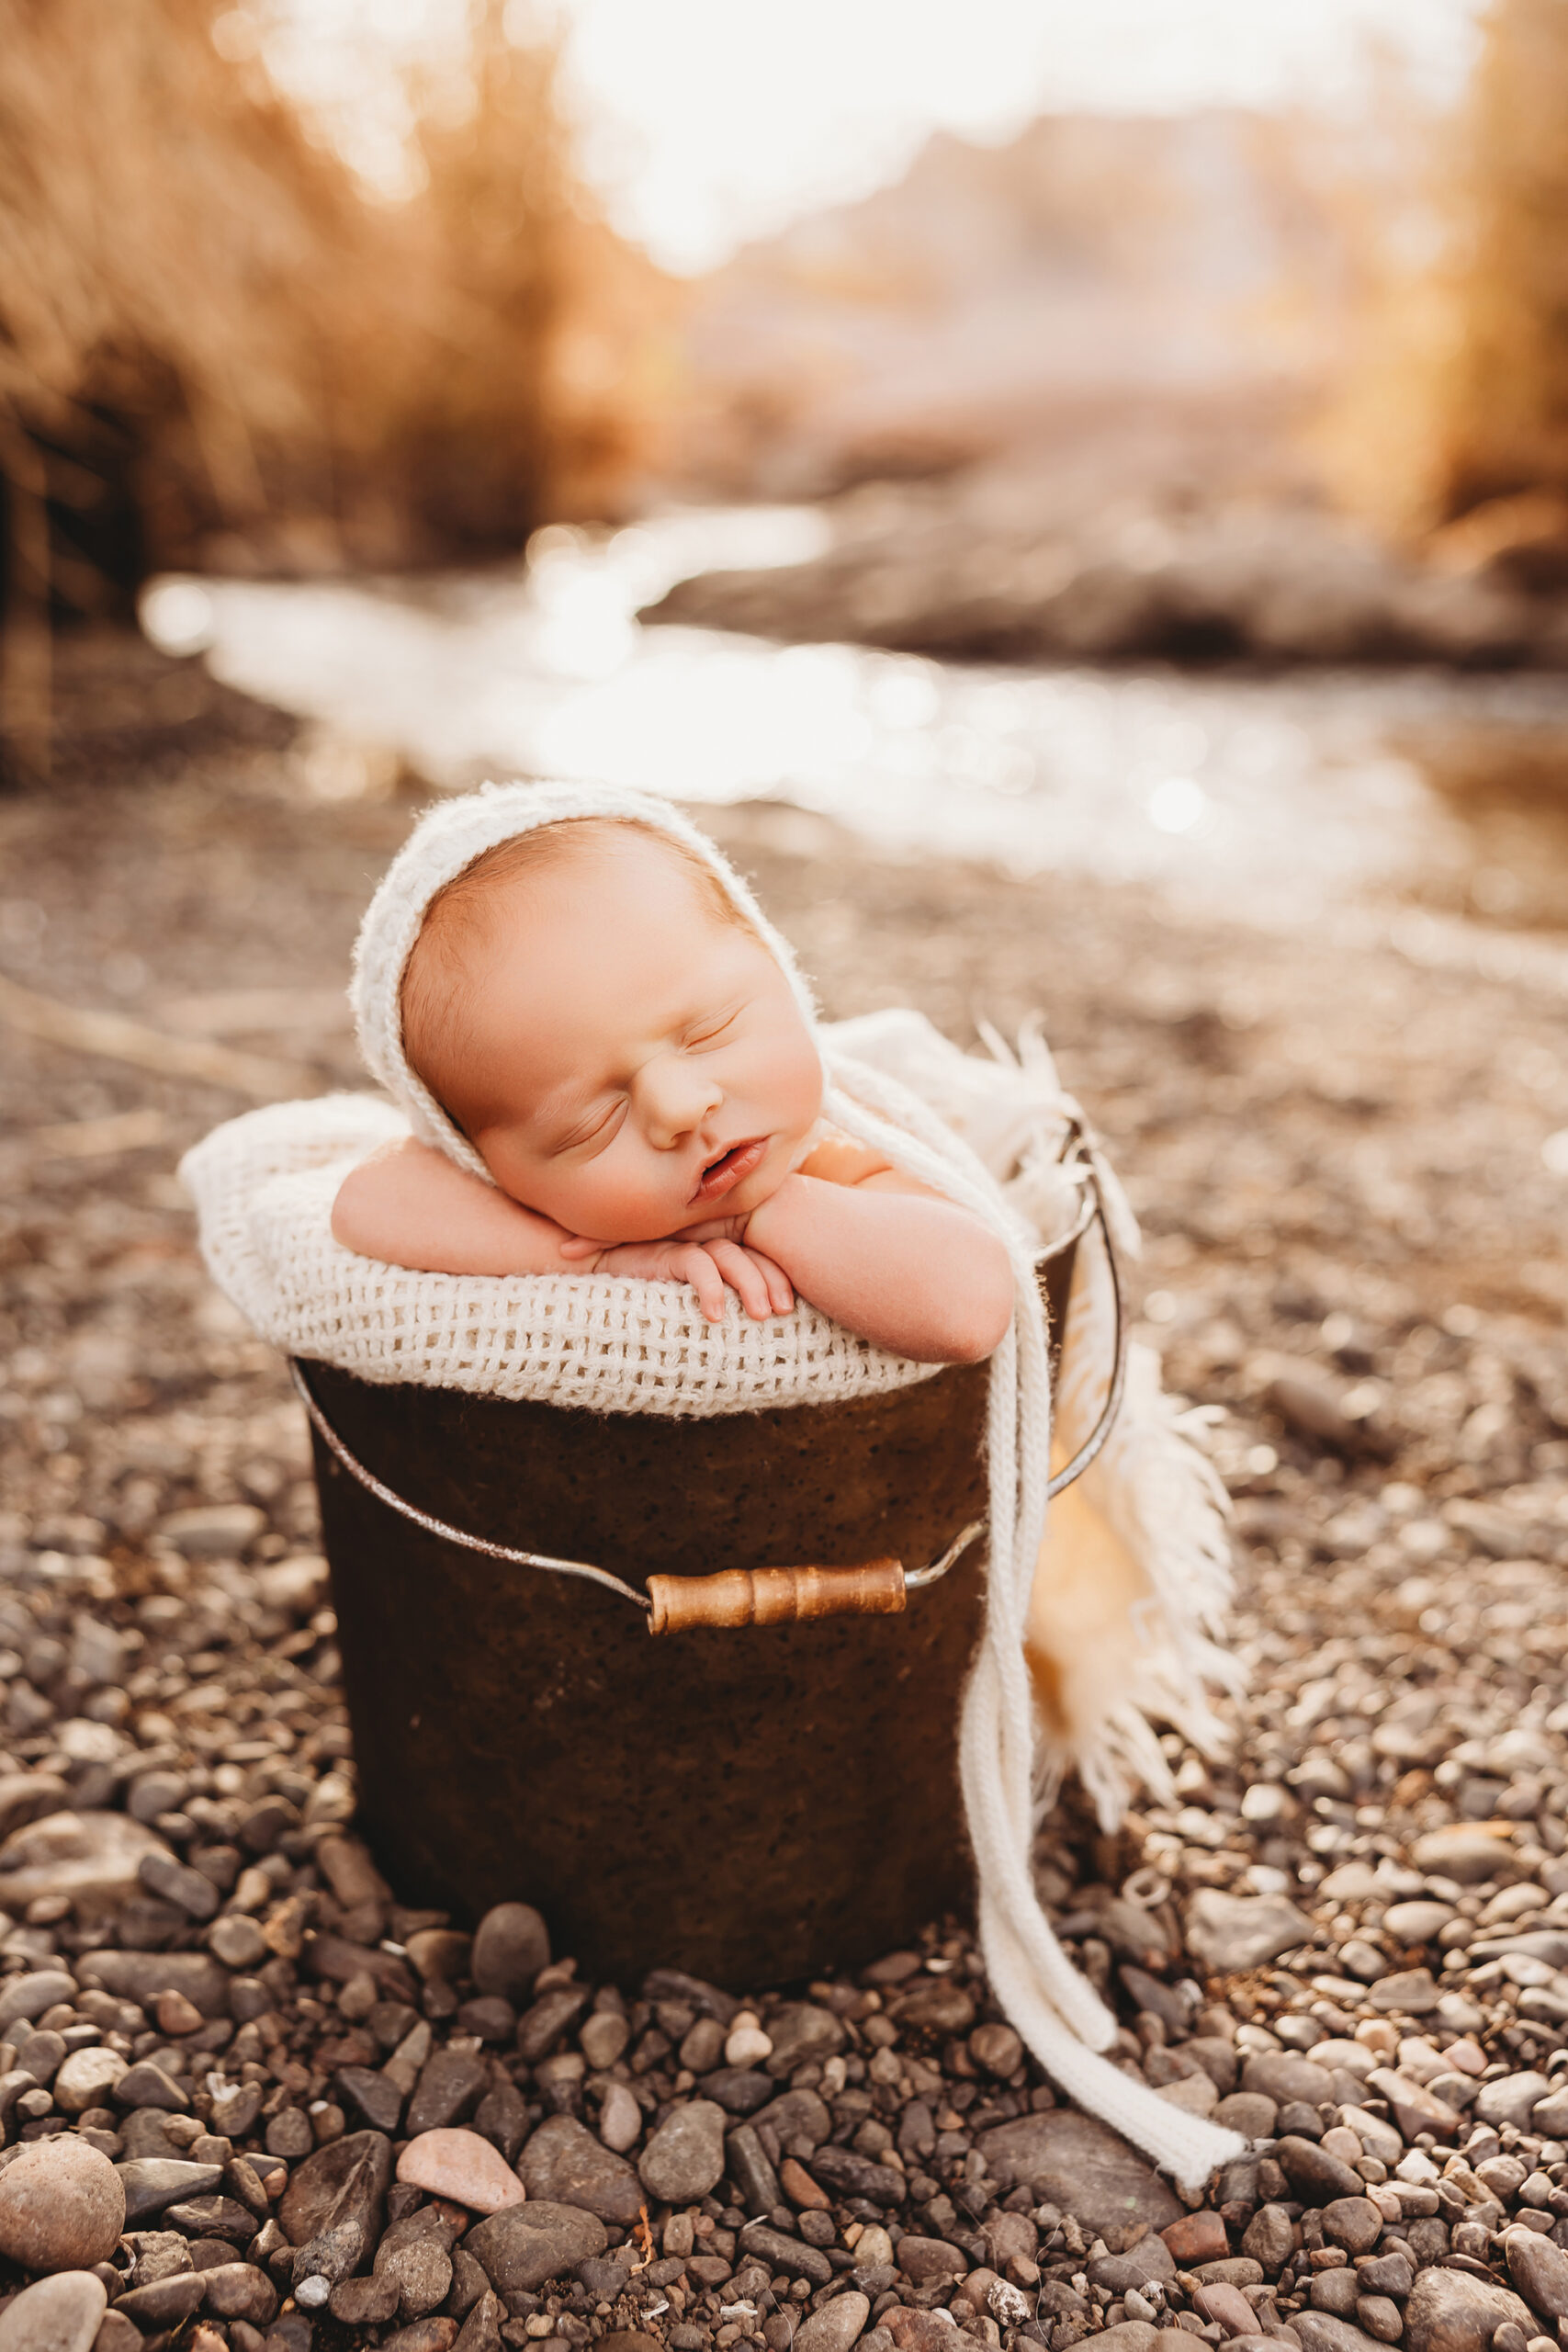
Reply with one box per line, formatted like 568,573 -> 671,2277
144,506 -> 1568,944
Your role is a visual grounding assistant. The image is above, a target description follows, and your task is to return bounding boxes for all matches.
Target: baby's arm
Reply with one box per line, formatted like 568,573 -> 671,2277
332,1139 -> 582,1277
332,1140 -> 791,1320
743,1159 -> 1015,1364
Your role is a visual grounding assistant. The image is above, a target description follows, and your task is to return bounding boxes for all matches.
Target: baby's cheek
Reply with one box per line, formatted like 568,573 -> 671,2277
558,1163 -> 679,1245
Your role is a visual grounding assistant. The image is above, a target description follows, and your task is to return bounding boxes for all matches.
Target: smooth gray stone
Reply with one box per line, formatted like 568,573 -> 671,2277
117,2157 -> 224,2223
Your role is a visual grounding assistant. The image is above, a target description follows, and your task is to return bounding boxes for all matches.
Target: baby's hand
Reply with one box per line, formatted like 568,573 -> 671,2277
558,1233 -> 794,1322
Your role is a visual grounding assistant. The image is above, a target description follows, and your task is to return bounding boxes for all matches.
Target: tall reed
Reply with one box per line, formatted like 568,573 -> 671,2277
0,0 -> 676,753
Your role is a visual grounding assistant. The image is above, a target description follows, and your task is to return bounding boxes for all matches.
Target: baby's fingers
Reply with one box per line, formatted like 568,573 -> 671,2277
674,1244 -> 728,1321
708,1240 -> 776,1321
746,1249 -> 795,1317
558,1236 -> 601,1261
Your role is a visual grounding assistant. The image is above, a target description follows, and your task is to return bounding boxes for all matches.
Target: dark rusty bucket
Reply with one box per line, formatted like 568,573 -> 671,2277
297,1142 -> 1122,1991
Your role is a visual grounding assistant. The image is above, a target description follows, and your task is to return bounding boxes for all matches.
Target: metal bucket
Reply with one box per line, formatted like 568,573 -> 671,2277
297,1136 -> 1122,1989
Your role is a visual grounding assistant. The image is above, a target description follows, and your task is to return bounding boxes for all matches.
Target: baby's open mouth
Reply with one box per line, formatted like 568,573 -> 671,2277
693,1136 -> 766,1202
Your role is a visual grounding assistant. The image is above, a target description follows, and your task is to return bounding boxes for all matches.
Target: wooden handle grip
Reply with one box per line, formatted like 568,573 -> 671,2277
647,1559 -> 907,1635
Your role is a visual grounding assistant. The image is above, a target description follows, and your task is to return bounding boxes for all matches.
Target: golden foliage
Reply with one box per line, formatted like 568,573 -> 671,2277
1327,0 -> 1568,537
0,0 -> 680,738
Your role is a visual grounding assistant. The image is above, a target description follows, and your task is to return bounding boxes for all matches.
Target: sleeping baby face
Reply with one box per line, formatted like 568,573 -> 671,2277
400,820 -> 824,1244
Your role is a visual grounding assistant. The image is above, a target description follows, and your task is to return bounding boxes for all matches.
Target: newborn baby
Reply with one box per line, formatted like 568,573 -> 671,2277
333,814 -> 1014,1363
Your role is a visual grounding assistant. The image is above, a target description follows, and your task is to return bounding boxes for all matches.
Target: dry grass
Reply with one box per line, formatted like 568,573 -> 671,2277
1325,0 -> 1568,540
0,0 -> 679,752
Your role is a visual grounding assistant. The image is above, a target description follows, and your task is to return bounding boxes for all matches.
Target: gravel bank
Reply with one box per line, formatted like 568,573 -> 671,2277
1,698 -> 1566,2351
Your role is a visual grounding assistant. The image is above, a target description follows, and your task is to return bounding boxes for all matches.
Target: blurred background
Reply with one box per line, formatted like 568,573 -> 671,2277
5,0 -> 1568,927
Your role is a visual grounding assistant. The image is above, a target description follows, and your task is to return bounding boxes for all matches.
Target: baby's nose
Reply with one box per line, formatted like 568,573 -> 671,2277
640,1057 -> 722,1143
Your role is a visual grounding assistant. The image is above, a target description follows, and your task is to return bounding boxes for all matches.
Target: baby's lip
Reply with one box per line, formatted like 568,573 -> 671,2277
692,1136 -> 767,1203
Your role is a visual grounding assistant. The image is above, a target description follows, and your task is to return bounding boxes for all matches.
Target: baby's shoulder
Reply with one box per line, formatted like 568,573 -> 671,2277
795,1119 -> 895,1188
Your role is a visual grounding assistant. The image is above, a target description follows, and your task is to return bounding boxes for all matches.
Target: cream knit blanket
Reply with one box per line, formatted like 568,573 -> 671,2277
182,782 -> 1244,2188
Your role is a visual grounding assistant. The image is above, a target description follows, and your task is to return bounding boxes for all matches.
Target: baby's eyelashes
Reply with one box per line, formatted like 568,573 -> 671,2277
549,1098 -> 626,1159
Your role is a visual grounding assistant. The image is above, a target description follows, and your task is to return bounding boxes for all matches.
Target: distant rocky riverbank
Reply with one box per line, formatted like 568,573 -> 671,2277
643,477 -> 1568,670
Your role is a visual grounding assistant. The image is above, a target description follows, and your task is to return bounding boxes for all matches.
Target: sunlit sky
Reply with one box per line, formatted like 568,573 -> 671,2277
257,0 -> 1484,273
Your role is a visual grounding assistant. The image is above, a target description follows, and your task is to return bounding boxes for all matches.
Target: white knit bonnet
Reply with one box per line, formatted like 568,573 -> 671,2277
351,779 -> 822,1182
348,779 -> 1243,2191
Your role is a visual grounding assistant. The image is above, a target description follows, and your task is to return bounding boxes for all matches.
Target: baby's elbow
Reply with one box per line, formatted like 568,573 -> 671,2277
331,1165 -> 384,1260
942,1246 -> 1016,1363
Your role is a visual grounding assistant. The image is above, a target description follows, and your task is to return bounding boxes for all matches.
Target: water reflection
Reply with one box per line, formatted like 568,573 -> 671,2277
143,508 -> 1568,933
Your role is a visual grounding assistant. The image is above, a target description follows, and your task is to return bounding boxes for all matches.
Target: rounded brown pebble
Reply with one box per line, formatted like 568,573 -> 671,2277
0,2269 -> 106,2352
1506,2231 -> 1568,2320
1161,2211 -> 1228,2266
0,2136 -> 125,2270
1322,2198 -> 1382,2256
968,2024 -> 1023,2078
1276,2136 -> 1365,2206
1405,2267 -> 1534,2352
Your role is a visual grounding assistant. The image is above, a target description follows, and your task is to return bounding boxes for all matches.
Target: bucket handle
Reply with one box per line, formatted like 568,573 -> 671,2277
289,1128 -> 1126,1635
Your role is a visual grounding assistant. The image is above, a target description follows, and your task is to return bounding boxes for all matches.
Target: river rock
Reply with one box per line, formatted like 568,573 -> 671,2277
139,1849 -> 220,1919
111,2273 -> 208,2327
158,1500 -> 265,1555
1408,1826 -> 1520,1884
976,2109 -> 1180,2242
1383,1902 -> 1458,1945
1091,2241 -> 1178,2291
898,2236 -> 968,2283
115,2059 -> 189,2110
0,2135 -> 125,2268
381,2327 -> 461,2352
1077,2328 -> 1160,2352
1217,2092 -> 1278,2138
52,2043 -> 127,2112
795,2291 -> 873,2352
1194,2280 -> 1258,2336
408,2044 -> 489,2135
1322,2198 -> 1382,2255
398,2129 -> 525,2213
514,1986 -> 590,2064
1505,2226 -> 1568,2317
521,2112 -> 643,2223
116,2158 -> 224,2223
202,2263 -> 280,2325
1241,2205 -> 1296,2269
377,2233 -> 454,2319
1294,2317 -> 1384,2352
454,2295 -> 505,2352
599,2081 -> 642,2153
465,2199 -> 607,2293
0,2270 -> 106,2352
279,2129 -> 393,2252
1276,2137 -> 1365,2206
638,2099 -> 727,2203
1240,2052 -> 1336,2107
1367,2067 -> 1463,2142
1182,1891 -> 1315,1973
209,1915 -> 269,1970
1367,1967 -> 1441,2015
470,1904 -> 550,2002
758,2002 -> 844,2074
1159,2213 -> 1226,2266
75,1948 -> 231,2017
1476,2072 -> 1552,2130
1404,2266 -> 1533,2352
0,1970 -> 77,2034
886,1980 -> 975,2038
332,2275 -> 401,2324
0,1811 -> 179,1922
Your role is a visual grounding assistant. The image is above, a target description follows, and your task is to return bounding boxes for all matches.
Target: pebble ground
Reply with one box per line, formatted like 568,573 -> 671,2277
1,647 -> 1567,2352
